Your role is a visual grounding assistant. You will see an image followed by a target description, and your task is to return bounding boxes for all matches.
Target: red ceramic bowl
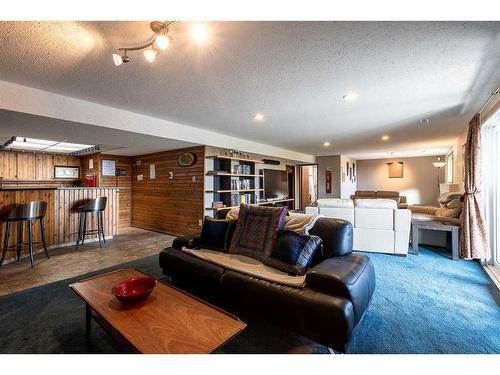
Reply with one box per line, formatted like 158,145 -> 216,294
111,276 -> 157,303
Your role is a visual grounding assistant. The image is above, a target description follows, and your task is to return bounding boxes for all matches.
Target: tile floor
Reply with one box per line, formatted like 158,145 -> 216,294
0,227 -> 174,296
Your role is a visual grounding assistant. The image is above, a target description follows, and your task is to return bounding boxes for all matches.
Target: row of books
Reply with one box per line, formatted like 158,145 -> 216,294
231,193 -> 253,206
233,164 -> 252,174
231,179 -> 251,190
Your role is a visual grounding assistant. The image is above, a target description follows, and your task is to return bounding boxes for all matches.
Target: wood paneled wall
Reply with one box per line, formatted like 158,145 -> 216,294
101,155 -> 133,230
131,146 -> 205,237
79,153 -> 132,231
53,188 -> 119,245
0,151 -> 80,181
0,188 -> 119,264
80,153 -> 101,186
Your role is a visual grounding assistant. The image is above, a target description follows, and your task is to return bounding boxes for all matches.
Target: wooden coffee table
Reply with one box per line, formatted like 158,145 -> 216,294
70,268 -> 246,353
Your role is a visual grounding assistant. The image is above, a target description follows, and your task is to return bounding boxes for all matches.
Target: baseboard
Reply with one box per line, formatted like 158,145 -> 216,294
483,265 -> 500,291
50,236 -> 113,250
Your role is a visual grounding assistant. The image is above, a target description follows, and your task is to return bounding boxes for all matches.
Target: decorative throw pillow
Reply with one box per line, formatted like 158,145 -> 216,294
435,206 -> 462,219
199,217 -> 236,252
228,204 -> 287,261
265,230 -> 322,276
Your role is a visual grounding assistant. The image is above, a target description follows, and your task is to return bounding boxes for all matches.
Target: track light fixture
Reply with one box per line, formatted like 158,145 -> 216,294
112,21 -> 208,66
112,21 -> 177,66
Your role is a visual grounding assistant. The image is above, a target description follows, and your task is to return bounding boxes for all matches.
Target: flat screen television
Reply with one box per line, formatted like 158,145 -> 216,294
263,169 -> 288,199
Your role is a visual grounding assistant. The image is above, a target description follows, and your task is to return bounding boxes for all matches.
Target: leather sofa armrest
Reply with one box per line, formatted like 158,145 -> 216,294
409,205 -> 438,215
172,235 -> 200,250
305,254 -> 375,323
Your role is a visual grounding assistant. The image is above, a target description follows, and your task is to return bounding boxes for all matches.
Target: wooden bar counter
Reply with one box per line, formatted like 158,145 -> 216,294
0,187 -> 120,264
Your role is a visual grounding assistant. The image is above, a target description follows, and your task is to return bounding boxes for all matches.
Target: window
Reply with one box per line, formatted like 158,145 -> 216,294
483,109 -> 500,266
446,152 -> 454,183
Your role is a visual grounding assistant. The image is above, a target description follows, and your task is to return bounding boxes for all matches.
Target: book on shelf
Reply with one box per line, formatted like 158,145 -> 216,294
206,170 -> 230,175
231,179 -> 251,190
233,193 -> 253,206
232,164 -> 252,174
212,201 -> 226,208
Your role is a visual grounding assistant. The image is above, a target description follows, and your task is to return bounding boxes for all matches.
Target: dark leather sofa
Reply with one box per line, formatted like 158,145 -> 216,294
159,217 -> 375,353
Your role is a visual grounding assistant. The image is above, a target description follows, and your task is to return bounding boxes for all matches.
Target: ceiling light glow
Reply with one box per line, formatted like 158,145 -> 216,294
192,23 -> 208,44
342,92 -> 358,101
155,34 -> 170,50
253,113 -> 264,121
143,48 -> 157,63
381,135 -> 390,141
323,142 -> 331,147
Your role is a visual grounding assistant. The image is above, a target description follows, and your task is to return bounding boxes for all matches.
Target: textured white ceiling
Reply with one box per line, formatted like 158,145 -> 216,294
0,21 -> 499,157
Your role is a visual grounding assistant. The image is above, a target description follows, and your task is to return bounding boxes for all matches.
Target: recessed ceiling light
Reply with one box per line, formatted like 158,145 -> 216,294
381,135 -> 390,141
323,142 -> 331,147
342,92 -> 358,101
253,113 -> 264,121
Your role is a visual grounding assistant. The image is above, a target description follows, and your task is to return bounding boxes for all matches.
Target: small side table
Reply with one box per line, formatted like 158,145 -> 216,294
411,220 -> 460,260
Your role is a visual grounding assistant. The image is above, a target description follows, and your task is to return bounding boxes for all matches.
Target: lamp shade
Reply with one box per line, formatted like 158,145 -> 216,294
433,156 -> 446,168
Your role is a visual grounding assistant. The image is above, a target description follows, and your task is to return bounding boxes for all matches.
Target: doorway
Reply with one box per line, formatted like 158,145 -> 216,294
299,165 -> 318,210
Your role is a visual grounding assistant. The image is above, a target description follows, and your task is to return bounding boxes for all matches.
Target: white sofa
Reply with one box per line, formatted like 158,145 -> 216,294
306,198 -> 411,255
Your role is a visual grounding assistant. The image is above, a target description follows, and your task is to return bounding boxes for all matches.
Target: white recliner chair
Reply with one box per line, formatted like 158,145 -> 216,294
306,198 -> 411,255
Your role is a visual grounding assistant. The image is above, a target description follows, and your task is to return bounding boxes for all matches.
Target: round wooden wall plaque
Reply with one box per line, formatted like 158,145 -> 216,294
177,152 -> 197,167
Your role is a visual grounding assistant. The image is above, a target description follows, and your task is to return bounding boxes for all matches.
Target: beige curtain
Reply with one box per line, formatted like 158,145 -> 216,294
460,113 -> 490,259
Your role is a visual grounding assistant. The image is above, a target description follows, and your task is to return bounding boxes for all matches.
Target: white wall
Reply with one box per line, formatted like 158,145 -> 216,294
317,155 -> 341,198
340,155 -> 358,199
357,155 -> 446,206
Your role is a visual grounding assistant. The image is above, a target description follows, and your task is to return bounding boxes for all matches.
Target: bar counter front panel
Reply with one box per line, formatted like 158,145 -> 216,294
0,187 -> 119,264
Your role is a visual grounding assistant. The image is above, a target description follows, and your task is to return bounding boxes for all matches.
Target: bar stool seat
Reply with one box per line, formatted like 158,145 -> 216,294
0,201 -> 49,268
76,197 -> 107,249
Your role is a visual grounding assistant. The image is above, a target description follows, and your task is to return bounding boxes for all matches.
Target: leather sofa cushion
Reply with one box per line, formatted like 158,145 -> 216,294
316,198 -> 354,208
229,204 -> 287,262
318,207 -> 354,224
220,269 -> 356,352
353,228 -> 394,252
199,217 -> 236,252
265,230 -> 322,276
172,235 -> 200,250
306,254 -> 375,323
354,190 -> 376,197
159,248 -> 225,286
308,218 -> 353,263
355,207 -> 394,229
376,191 -> 400,198
354,198 -> 397,209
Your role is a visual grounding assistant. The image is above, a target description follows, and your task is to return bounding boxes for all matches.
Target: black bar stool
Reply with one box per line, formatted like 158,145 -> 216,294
76,197 -> 107,249
0,201 -> 49,268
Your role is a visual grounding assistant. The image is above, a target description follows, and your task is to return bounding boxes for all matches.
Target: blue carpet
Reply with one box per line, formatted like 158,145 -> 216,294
0,246 -> 499,353
348,246 -> 500,353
